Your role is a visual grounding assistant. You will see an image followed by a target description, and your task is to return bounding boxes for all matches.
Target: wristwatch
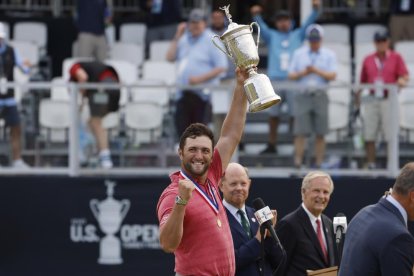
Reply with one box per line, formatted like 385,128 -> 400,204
175,195 -> 188,206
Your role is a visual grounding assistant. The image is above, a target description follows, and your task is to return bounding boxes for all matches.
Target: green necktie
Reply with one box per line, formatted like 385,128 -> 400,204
237,209 -> 251,238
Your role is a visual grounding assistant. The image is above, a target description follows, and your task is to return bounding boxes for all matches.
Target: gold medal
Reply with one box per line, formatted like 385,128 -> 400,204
217,218 -> 222,228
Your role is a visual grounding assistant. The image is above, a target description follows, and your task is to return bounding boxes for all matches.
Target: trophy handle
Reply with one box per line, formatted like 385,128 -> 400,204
120,199 -> 130,220
90,199 -> 100,221
212,35 -> 232,59
250,22 -> 260,51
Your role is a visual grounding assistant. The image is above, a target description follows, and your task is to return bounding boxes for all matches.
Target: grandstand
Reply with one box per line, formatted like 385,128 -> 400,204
0,0 -> 407,177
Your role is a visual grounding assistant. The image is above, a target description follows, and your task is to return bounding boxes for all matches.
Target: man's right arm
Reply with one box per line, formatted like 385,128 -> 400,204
159,179 -> 195,252
159,201 -> 187,253
166,22 -> 187,62
250,5 -> 272,43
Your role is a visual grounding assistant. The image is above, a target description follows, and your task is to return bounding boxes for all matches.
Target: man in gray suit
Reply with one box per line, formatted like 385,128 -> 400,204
339,162 -> 414,276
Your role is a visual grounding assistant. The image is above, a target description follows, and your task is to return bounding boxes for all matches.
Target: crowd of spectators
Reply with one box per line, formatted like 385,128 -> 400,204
0,0 -> 413,170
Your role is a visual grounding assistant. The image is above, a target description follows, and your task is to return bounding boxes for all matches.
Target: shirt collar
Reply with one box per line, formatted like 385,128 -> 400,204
302,202 -> 322,223
307,45 -> 320,55
0,41 -> 6,54
386,195 -> 408,226
375,49 -> 390,60
223,199 -> 246,217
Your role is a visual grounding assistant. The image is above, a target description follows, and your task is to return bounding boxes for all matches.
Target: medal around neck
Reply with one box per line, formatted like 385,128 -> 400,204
212,5 -> 281,112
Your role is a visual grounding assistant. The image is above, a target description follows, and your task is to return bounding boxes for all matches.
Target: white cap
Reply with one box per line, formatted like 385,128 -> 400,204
306,24 -> 324,41
0,22 -> 6,38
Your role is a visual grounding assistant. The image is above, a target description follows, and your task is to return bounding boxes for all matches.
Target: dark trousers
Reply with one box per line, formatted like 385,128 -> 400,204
175,91 -> 211,138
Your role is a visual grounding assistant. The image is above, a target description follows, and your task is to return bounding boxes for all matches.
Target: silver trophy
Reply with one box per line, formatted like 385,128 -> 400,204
212,5 -> 281,112
90,180 -> 130,265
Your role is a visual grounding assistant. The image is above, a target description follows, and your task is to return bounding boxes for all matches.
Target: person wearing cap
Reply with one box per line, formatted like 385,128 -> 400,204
356,30 -> 409,170
166,8 -> 228,140
288,24 -> 337,169
69,61 -> 120,169
250,0 -> 320,155
0,22 -> 31,169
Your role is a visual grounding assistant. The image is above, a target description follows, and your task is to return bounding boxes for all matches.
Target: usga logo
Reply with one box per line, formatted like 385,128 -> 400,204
70,180 -> 160,265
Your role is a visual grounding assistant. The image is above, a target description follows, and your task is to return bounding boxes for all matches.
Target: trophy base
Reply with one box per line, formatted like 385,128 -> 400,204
244,73 -> 281,112
98,257 -> 123,265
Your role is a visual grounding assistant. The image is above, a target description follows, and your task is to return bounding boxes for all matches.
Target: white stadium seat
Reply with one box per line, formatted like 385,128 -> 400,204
119,23 -> 147,45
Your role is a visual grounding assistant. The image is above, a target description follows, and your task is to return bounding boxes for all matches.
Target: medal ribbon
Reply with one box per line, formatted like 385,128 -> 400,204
180,170 -> 219,214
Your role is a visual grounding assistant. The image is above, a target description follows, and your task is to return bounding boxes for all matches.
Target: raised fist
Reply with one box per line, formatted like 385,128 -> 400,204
178,179 -> 195,202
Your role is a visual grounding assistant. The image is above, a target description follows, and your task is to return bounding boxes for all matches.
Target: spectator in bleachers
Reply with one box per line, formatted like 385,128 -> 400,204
0,22 -> 31,169
209,8 -> 235,139
357,30 -> 409,170
210,9 -> 227,36
288,24 -> 337,169
69,61 -> 120,169
250,0 -> 320,155
143,0 -> 182,48
166,8 -> 228,139
75,0 -> 111,61
389,0 -> 414,45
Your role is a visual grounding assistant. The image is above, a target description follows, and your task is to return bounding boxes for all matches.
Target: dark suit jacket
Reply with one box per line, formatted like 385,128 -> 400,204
276,205 -> 337,276
225,206 -> 284,276
339,197 -> 414,276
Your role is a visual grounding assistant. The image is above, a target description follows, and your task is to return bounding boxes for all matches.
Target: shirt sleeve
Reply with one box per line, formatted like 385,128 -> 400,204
209,149 -> 223,188
360,58 -> 368,83
288,50 -> 300,74
253,15 -> 273,44
157,185 -> 178,227
13,49 -> 30,74
328,50 -> 337,73
396,54 -> 409,77
211,43 -> 228,70
69,63 -> 82,80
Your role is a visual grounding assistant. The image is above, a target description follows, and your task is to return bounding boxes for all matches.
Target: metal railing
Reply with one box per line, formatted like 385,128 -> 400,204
0,80 -> 408,177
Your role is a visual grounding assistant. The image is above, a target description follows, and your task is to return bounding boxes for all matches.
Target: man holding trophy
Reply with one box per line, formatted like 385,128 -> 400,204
157,5 -> 280,275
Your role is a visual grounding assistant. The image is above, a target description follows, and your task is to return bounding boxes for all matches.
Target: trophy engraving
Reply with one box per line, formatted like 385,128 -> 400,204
90,180 -> 130,265
212,4 -> 281,112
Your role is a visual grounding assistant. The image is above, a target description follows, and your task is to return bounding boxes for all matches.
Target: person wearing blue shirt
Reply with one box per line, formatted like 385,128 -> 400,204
288,24 -> 337,169
166,8 -> 228,138
250,0 -> 320,154
0,22 -> 31,168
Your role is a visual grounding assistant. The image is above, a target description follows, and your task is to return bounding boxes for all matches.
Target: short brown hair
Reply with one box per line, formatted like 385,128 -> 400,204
179,123 -> 214,150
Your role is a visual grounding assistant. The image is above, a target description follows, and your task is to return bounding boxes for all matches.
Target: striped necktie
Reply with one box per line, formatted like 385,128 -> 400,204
238,209 -> 251,238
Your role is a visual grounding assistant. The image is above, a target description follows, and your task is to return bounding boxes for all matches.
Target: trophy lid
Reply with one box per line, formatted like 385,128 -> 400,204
220,5 -> 249,38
